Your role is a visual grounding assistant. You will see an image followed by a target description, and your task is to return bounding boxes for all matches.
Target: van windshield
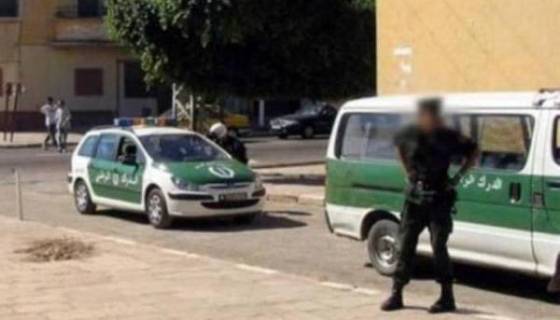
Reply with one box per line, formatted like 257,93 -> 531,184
140,134 -> 228,162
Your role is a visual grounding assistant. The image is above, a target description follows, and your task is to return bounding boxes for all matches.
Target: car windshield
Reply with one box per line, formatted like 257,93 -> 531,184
296,104 -> 323,115
140,134 -> 229,162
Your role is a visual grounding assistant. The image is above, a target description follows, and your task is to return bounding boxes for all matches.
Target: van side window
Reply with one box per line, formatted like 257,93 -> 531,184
476,115 -> 533,171
552,118 -> 560,164
337,113 -> 403,161
78,135 -> 99,157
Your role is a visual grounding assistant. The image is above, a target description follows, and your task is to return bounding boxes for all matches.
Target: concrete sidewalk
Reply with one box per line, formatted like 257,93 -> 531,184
256,165 -> 326,207
0,132 -> 83,149
0,216 -> 500,320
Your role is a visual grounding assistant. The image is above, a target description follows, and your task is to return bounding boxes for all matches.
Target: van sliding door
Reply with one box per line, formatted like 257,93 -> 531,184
533,110 -> 560,276
450,112 -> 536,273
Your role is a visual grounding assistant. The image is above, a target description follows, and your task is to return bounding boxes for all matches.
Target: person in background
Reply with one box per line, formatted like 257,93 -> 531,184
55,100 -> 71,153
208,122 -> 249,164
41,97 -> 57,150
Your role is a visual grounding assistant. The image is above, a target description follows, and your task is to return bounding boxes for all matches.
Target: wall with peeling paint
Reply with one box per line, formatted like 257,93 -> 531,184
377,0 -> 560,95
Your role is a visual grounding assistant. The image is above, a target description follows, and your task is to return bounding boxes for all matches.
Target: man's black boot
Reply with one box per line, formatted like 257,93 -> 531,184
381,285 -> 404,312
429,283 -> 456,314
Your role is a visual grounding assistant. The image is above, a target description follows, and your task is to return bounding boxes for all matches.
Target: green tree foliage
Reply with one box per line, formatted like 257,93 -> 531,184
106,0 -> 375,99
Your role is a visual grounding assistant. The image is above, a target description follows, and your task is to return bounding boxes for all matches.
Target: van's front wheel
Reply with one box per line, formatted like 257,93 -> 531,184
367,220 -> 399,276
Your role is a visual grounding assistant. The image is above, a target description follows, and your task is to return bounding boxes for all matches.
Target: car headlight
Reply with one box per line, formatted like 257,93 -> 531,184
171,177 -> 200,192
282,120 -> 297,127
254,175 -> 264,190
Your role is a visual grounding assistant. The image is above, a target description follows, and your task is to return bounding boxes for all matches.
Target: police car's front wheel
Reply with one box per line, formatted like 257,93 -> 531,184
146,189 -> 173,229
367,220 -> 399,276
74,180 -> 96,215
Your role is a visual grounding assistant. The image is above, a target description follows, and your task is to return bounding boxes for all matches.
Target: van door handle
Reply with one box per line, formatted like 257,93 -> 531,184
509,183 -> 522,203
547,180 -> 560,190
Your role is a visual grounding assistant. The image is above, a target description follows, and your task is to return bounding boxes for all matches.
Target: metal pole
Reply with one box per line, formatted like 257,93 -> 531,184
14,169 -> 23,221
3,84 -> 12,141
9,84 -> 21,143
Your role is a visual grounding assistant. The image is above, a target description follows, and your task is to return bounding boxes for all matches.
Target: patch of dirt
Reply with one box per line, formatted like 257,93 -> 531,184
15,238 -> 95,262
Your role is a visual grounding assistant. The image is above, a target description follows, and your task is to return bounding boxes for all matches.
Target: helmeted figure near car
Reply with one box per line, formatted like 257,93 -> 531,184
381,98 -> 479,313
208,122 -> 249,164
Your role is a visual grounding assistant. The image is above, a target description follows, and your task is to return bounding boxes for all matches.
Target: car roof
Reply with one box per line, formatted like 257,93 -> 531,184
342,91 -> 542,110
86,126 -> 197,137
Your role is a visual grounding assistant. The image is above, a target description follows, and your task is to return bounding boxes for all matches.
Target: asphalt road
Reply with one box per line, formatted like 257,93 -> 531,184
0,136 -> 329,181
0,154 -> 558,319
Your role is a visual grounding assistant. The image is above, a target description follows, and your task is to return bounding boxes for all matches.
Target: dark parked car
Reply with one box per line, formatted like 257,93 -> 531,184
270,104 -> 338,139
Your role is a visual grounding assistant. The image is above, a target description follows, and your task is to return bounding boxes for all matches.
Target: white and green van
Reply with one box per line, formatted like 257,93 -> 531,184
325,91 -> 560,280
68,125 -> 265,229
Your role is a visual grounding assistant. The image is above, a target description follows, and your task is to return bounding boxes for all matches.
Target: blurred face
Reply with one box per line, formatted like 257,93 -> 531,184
417,109 -> 442,133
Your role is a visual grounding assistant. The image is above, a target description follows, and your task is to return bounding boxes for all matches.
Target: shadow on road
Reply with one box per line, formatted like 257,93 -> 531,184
262,174 -> 325,186
94,210 -> 307,233
402,257 -> 558,304
453,263 -> 556,304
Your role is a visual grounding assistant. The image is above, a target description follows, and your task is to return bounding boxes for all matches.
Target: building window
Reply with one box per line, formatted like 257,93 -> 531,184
75,68 -> 104,96
124,62 -> 155,98
0,0 -> 18,17
78,0 -> 106,18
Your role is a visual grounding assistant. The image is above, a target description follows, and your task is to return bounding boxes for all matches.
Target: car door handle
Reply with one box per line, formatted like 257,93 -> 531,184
509,182 -> 522,203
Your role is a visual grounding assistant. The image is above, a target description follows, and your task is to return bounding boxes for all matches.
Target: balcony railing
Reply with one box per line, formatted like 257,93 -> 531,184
52,3 -> 112,46
55,3 -> 107,19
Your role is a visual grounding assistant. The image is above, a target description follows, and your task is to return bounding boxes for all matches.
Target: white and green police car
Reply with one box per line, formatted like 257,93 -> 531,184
68,122 -> 265,229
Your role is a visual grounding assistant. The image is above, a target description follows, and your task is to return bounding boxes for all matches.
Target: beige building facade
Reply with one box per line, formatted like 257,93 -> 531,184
377,0 -> 560,95
0,0 -> 164,131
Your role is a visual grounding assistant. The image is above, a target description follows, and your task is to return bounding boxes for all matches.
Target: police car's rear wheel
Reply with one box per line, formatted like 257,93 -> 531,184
368,220 -> 399,276
74,181 -> 96,215
146,189 -> 172,229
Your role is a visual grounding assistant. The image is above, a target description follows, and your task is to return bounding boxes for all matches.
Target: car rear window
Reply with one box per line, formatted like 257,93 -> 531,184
77,135 -> 99,157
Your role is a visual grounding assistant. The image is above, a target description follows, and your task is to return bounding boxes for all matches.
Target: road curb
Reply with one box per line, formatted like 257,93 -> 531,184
0,142 -> 78,150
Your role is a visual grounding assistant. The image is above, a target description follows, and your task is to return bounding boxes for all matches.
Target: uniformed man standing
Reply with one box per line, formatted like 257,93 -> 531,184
381,98 -> 478,313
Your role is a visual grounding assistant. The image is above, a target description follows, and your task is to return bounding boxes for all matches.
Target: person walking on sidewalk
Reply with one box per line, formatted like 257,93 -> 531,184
41,97 -> 57,150
55,99 -> 71,153
381,98 -> 479,314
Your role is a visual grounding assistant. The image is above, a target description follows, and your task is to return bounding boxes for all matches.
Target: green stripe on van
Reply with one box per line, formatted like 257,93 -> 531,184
326,159 -> 544,234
